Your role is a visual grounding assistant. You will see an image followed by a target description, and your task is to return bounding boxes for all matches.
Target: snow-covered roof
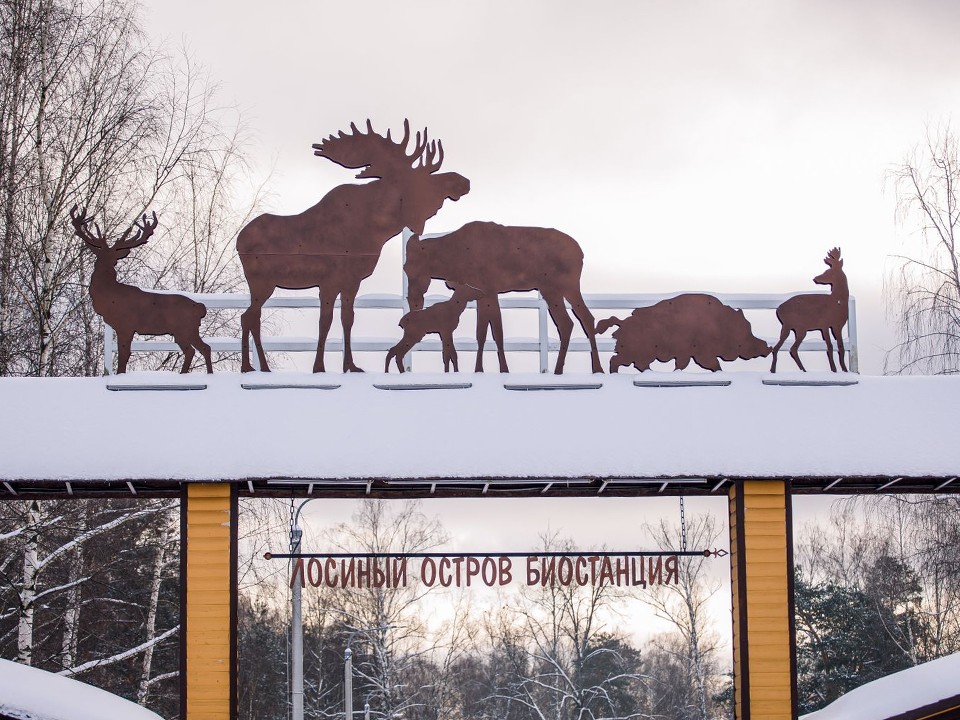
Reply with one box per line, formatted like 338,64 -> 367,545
801,652 -> 960,720
0,659 -> 163,720
0,371 -> 957,488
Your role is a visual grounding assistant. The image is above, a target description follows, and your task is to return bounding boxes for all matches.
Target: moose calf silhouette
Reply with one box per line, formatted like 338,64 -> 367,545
385,284 -> 481,373
236,120 -> 469,374
70,206 -> 212,374
404,222 -> 602,374
770,247 -> 849,373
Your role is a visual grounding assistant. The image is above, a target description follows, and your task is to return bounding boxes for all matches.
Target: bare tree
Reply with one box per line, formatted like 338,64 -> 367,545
0,0 -> 266,378
123,111 -> 272,373
137,511 -> 177,706
4,498 -> 173,667
0,497 -> 182,716
277,500 -> 453,720
838,496 -> 960,659
487,534 -> 648,720
887,123 -> 960,374
643,515 -> 726,720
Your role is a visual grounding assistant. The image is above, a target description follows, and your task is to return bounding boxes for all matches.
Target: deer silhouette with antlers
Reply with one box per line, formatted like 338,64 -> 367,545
70,206 -> 212,374
770,247 -> 849,373
236,120 -> 470,373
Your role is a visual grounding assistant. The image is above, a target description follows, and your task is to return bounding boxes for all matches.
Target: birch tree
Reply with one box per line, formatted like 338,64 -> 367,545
488,535 -> 648,720
137,514 -> 176,705
0,498 -> 181,716
318,499 -> 449,720
888,123 -> 960,374
0,0 -> 266,377
642,515 -> 726,720
7,499 -> 173,667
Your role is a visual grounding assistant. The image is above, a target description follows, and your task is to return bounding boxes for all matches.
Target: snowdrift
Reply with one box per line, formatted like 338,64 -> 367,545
0,658 -> 163,720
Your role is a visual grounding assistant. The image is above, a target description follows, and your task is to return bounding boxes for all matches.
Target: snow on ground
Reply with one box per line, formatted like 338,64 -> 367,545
801,652 -> 960,720
0,658 -> 162,720
0,371 -> 958,482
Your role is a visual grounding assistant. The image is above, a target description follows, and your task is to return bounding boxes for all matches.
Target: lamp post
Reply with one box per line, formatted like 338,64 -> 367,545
290,523 -> 304,720
344,625 -> 393,720
290,499 -> 315,720
344,644 -> 353,720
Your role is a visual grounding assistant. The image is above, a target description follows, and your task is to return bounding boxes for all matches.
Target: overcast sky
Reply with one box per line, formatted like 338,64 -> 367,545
148,1 -> 960,643
142,0 -> 960,375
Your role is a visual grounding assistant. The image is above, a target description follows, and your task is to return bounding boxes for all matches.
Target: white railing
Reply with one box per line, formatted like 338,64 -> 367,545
105,228 -> 858,374
103,290 -> 858,375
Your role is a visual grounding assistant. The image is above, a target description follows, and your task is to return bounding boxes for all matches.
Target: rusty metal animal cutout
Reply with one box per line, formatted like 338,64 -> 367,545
404,222 -> 603,374
770,247 -> 849,373
237,120 -> 470,373
70,206 -> 212,374
597,294 -> 770,372
384,284 -> 481,373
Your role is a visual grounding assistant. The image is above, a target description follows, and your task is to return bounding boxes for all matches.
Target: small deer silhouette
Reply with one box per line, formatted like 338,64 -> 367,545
385,285 -> 480,373
70,206 -> 212,374
770,247 -> 849,373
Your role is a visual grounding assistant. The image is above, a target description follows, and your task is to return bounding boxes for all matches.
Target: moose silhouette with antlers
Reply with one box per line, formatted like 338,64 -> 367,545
70,206 -> 212,374
404,222 -> 602,374
770,247 -> 849,373
236,120 -> 470,373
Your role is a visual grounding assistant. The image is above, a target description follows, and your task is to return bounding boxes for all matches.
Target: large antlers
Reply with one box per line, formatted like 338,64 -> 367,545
115,211 -> 158,250
69,205 -> 158,251
70,205 -> 107,249
312,119 -> 442,178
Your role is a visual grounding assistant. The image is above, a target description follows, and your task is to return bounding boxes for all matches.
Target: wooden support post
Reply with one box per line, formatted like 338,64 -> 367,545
181,483 -> 237,720
729,480 -> 797,720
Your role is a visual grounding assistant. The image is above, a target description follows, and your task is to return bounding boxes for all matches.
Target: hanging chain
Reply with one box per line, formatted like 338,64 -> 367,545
289,498 -> 295,545
679,496 -> 688,553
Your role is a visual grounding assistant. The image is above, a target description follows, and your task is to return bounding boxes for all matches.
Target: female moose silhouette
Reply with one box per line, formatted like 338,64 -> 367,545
404,222 -> 603,374
236,120 -> 469,372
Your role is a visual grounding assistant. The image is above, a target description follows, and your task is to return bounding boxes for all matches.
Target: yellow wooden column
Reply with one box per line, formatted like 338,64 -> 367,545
181,483 -> 237,720
729,480 -> 797,720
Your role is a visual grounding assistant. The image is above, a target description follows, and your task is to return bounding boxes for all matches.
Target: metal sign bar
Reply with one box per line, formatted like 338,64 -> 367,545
266,549 -> 727,560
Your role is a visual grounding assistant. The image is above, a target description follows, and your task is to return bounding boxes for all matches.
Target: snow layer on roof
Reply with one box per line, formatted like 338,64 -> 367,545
801,652 -> 960,720
0,371 -> 958,482
0,659 -> 163,720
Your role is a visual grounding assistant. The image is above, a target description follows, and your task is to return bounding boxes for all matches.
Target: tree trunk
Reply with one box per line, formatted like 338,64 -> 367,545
0,0 -> 29,376
684,586 -> 708,720
60,503 -> 88,669
35,0 -> 55,377
137,518 -> 171,704
17,500 -> 42,665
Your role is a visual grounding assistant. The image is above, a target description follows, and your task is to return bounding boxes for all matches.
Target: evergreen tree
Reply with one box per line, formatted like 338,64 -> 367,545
795,568 -> 921,713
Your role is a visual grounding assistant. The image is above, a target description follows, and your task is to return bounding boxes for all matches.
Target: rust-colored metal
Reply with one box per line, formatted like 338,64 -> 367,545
596,294 -> 770,372
236,120 -> 470,373
385,284 -> 480,373
404,222 -> 602,374
770,247 -> 849,373
70,206 -> 212,374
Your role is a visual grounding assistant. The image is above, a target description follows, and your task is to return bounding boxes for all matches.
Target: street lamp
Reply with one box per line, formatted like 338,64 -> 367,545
290,523 -> 304,720
345,625 -> 394,720
344,644 -> 353,720
290,499 -> 315,720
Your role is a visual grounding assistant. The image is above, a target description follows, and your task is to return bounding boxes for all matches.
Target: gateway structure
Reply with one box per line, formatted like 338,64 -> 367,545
1,371 -> 959,720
